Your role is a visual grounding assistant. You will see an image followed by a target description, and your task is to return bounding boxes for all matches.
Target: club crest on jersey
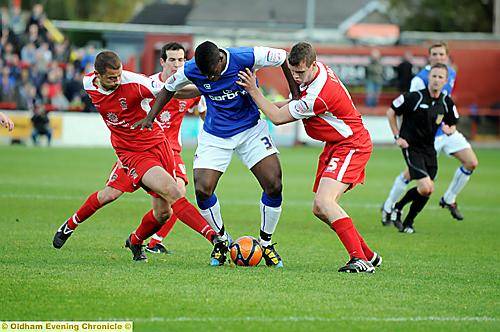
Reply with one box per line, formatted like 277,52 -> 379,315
107,112 -> 119,123
204,83 -> 211,90
179,101 -> 187,112
118,98 -> 128,110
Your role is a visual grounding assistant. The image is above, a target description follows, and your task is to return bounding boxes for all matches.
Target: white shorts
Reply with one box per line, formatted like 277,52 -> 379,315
194,119 -> 279,172
434,130 -> 471,155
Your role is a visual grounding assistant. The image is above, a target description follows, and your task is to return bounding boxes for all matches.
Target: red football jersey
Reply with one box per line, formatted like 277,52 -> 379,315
288,61 -> 371,147
149,72 -> 200,153
83,70 -> 165,151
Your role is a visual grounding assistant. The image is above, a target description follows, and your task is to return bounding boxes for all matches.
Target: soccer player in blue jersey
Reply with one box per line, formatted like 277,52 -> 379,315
382,42 -> 478,223
133,41 -> 299,267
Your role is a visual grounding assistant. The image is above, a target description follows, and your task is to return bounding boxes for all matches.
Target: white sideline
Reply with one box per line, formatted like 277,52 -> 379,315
1,192 -> 499,212
115,316 -> 497,323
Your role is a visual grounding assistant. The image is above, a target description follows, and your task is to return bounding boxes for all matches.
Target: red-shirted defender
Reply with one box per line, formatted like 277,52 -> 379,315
52,50 -> 227,263
237,42 -> 381,273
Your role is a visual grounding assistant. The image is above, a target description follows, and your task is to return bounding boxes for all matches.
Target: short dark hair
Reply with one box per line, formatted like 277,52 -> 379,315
288,42 -> 316,67
194,41 -> 220,75
430,62 -> 449,77
161,42 -> 186,61
94,51 -> 121,74
428,41 -> 449,55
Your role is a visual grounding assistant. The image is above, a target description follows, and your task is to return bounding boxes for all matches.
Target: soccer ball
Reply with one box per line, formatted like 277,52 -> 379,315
229,236 -> 263,266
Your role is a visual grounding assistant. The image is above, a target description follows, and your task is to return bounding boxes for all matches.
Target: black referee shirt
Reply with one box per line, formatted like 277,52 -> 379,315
391,89 -> 459,151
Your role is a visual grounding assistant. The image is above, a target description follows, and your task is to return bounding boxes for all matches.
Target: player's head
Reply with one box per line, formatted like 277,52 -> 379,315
428,63 -> 448,93
94,51 -> 122,91
195,41 -> 224,81
288,42 -> 317,85
428,41 -> 449,66
160,42 -> 186,77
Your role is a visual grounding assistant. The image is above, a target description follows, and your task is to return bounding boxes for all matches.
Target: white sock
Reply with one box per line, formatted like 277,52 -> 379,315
259,201 -> 282,247
151,234 -> 163,242
443,166 -> 472,204
383,173 -> 409,212
199,199 -> 227,241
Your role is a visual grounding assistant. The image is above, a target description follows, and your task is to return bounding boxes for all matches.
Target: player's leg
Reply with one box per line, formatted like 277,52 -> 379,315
141,166 -> 227,265
399,176 -> 434,233
382,168 -> 410,225
192,130 -> 234,242
146,177 -> 185,254
441,144 -> 478,220
53,186 -> 123,249
237,120 -> 283,267
313,178 -> 374,273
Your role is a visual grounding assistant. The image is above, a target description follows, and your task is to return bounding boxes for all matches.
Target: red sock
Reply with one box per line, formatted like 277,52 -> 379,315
147,215 -> 178,248
330,217 -> 367,260
130,210 -> 162,245
171,197 -> 215,243
67,192 -> 102,230
354,228 -> 374,261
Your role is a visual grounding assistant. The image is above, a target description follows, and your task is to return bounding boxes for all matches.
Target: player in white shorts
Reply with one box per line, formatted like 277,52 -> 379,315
382,42 -> 478,222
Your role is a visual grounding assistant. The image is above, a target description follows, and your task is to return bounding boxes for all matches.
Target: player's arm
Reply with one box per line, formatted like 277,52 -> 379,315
253,46 -> 300,99
0,112 -> 14,131
173,84 -> 201,99
442,97 -> 459,135
237,68 -> 295,125
387,94 -> 410,148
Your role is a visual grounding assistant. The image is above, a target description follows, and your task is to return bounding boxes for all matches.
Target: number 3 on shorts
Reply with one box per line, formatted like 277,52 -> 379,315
261,136 -> 273,150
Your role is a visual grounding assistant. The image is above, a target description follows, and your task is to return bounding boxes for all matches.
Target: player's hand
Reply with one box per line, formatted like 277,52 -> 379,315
236,68 -> 258,93
131,117 -> 153,130
396,137 -> 409,148
0,112 -> 14,131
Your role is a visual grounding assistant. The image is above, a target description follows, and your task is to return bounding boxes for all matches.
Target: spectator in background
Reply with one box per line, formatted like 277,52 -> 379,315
365,49 -> 384,107
0,111 -> 14,131
9,6 -> 25,36
20,41 -> 36,65
22,23 -> 43,47
31,104 -> 52,146
0,66 -> 16,102
396,51 -> 414,93
80,44 -> 96,71
16,82 -> 37,110
26,3 -> 47,41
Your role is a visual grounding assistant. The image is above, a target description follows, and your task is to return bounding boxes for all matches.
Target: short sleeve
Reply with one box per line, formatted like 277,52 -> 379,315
443,97 -> 459,126
197,96 -> 207,114
253,47 -> 287,70
132,73 -> 162,98
163,66 -> 192,92
288,93 -> 327,120
391,93 -> 411,116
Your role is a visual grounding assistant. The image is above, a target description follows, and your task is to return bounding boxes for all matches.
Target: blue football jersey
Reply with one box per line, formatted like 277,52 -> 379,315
164,46 -> 286,138
410,65 -> 457,136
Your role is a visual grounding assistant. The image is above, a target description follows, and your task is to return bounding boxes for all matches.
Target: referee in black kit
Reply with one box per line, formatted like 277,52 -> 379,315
386,63 -> 459,233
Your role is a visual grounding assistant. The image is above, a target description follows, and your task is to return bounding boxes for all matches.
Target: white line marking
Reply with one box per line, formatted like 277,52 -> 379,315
110,316 -> 497,323
1,193 -> 499,212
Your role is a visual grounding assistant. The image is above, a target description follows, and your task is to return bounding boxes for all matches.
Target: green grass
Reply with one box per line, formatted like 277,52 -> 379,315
0,145 -> 498,331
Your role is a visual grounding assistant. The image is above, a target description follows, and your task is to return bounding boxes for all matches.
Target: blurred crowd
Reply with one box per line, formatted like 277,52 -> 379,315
0,4 -> 96,113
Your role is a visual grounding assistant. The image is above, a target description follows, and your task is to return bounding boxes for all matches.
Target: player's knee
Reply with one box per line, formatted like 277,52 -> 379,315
264,179 -> 282,197
312,197 -> 328,220
194,182 -> 214,201
99,188 -> 122,204
419,184 -> 433,196
154,208 -> 171,223
463,158 -> 478,171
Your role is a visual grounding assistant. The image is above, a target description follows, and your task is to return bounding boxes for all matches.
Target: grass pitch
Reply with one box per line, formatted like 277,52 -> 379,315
0,145 -> 498,331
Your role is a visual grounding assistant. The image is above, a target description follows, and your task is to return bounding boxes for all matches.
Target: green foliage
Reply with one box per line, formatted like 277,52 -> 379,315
0,146 -> 498,331
388,0 -> 494,32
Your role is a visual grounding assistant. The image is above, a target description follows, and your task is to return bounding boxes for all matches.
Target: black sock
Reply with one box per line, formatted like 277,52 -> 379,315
403,192 -> 430,227
260,230 -> 272,242
395,187 -> 419,210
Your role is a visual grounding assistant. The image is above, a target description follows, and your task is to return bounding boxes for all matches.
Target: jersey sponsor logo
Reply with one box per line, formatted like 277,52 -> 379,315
209,89 -> 240,101
204,83 -> 211,89
393,94 -> 405,108
119,98 -> 128,110
107,112 -> 119,123
159,110 -> 172,126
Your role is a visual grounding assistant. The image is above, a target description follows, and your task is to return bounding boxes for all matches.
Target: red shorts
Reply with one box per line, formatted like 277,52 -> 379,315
313,141 -> 372,193
115,140 -> 176,196
173,151 -> 188,185
105,162 -> 138,193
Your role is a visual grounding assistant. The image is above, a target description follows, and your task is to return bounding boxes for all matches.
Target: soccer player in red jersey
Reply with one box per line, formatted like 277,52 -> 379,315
237,42 -> 381,273
53,50 -> 227,262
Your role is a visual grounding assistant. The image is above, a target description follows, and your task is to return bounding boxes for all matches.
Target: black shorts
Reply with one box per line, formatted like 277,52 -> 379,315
402,148 -> 437,180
